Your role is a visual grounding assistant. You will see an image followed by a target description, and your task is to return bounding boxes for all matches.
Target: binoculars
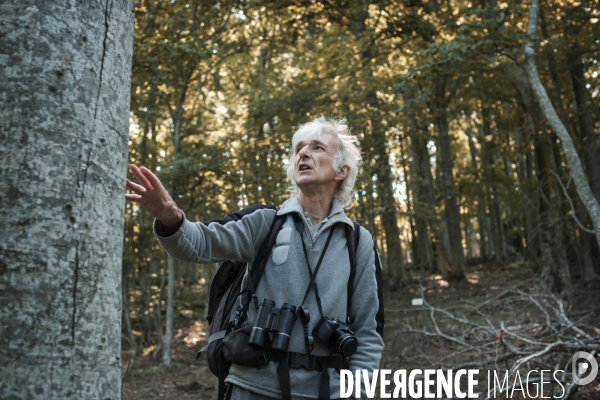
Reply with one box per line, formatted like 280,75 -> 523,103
248,298 -> 297,353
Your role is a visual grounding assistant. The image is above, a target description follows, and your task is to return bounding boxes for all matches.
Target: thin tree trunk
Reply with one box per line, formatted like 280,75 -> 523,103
366,185 -> 377,246
403,87 -> 436,272
154,253 -> 166,359
162,55 -> 193,365
465,127 -> 488,259
502,58 -> 573,295
350,10 -> 406,286
522,115 -> 541,262
539,8 -> 569,126
571,184 -> 597,280
163,255 -> 175,366
0,1 -> 133,398
533,120 -> 573,295
434,80 -> 465,279
524,0 -> 600,249
568,53 -> 600,203
398,135 -> 419,268
463,207 -> 472,260
491,186 -> 507,260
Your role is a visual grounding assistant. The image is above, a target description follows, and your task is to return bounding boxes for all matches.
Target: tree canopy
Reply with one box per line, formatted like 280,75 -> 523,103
123,0 -> 600,362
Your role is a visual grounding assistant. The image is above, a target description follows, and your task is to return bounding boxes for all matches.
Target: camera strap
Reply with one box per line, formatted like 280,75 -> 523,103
293,215 -> 335,319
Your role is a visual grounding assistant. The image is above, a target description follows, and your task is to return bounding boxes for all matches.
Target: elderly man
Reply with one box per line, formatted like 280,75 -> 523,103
125,116 -> 383,399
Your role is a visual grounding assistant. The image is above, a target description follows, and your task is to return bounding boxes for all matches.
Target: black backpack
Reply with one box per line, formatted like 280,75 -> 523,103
196,204 -> 384,398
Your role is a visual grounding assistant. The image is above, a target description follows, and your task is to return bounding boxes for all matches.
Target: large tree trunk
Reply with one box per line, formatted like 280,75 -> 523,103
0,1 -> 133,398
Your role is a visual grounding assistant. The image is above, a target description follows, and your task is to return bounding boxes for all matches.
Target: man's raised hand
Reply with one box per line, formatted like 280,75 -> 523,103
125,164 -> 183,233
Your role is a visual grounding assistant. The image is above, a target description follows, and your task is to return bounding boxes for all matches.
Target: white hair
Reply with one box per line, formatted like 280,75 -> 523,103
285,116 -> 362,209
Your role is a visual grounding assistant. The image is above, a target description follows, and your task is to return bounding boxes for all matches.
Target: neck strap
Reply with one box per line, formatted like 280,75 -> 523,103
293,214 -> 336,319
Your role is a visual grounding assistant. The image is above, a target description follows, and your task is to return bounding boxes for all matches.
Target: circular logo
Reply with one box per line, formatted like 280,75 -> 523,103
571,351 -> 598,386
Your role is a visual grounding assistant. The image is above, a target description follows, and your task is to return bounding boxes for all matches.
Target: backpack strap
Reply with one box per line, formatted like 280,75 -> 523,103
212,211 -> 285,400
373,244 -> 385,340
345,222 -> 385,340
247,213 -> 286,297
196,210 -> 284,358
344,222 -> 360,324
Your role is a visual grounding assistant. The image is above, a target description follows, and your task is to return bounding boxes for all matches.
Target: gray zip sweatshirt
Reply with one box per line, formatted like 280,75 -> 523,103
154,196 -> 384,399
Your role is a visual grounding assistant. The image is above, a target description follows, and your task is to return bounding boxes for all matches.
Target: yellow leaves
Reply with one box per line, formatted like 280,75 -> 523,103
440,32 -> 456,41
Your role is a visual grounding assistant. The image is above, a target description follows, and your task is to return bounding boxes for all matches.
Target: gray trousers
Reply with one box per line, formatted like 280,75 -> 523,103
228,385 -> 278,400
227,383 -> 343,400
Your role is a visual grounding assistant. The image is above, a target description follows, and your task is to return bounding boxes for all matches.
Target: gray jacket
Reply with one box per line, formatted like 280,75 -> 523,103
154,196 -> 384,399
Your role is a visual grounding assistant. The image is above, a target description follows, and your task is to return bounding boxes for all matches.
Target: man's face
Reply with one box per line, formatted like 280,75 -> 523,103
293,132 -> 344,192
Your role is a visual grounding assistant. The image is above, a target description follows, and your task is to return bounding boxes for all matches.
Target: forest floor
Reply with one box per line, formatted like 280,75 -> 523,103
121,261 -> 600,400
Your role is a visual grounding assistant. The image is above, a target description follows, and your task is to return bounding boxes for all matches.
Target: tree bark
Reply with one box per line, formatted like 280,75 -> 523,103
0,1 -> 133,398
398,135 -> 418,264
122,268 -> 138,364
465,127 -> 488,259
402,86 -> 439,273
501,60 -> 573,295
532,127 -> 572,295
350,12 -> 406,286
434,80 -> 465,279
568,53 -> 600,203
524,0 -> 600,250
162,256 -> 175,366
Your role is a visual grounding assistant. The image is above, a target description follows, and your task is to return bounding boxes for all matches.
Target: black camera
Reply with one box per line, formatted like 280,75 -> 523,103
312,317 -> 358,357
248,298 -> 297,353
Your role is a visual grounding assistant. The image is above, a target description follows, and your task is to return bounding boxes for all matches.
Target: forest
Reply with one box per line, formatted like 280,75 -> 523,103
118,0 -> 600,398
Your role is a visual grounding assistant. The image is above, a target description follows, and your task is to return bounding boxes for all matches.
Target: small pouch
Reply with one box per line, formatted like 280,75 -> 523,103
222,322 -> 269,369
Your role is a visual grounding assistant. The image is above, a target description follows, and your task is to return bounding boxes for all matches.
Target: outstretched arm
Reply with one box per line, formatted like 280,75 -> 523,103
125,164 -> 183,235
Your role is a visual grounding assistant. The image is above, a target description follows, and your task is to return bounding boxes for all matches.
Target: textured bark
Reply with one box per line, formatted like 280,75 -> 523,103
524,0 -> 600,250
0,1 -> 133,398
122,270 -> 138,363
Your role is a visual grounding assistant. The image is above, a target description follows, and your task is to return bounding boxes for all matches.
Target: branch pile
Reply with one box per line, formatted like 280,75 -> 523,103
392,289 -> 600,399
